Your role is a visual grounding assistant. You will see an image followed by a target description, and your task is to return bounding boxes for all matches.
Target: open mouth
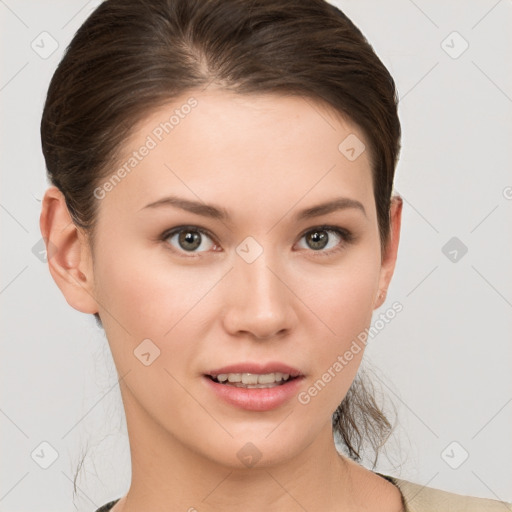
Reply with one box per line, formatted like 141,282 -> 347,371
206,372 -> 300,389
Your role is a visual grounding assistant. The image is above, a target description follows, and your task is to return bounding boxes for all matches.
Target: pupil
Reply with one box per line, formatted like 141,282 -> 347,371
308,230 -> 328,250
179,230 -> 201,251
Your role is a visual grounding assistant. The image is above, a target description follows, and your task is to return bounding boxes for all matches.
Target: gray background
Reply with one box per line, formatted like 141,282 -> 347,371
1,0 -> 511,510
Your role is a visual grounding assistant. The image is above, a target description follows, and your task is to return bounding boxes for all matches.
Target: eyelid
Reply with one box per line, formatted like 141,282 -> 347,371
161,225 -> 216,241
297,224 -> 354,241
160,225 -> 219,255
160,224 -> 355,256
295,224 -> 355,256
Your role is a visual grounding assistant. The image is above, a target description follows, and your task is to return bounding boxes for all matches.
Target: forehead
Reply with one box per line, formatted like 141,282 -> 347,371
96,89 -> 375,222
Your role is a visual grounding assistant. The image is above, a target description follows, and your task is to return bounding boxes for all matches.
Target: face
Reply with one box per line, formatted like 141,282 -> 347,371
44,89 -> 401,470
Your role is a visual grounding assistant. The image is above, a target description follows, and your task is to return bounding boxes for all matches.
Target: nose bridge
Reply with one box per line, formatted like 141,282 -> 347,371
223,243 -> 295,338
242,251 -> 281,303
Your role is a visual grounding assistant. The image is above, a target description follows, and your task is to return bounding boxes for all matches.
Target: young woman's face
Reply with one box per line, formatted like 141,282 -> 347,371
86,89 -> 400,468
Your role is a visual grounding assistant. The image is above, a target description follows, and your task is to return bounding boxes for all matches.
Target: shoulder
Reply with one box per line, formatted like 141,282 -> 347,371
387,475 -> 512,512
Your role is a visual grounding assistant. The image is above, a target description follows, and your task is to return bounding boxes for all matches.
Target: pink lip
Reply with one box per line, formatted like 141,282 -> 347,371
203,361 -> 305,412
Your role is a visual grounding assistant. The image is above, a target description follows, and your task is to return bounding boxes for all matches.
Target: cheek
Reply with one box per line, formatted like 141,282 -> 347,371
93,236 -> 220,336
300,253 -> 380,344
295,252 -> 380,407
92,240 -> 233,389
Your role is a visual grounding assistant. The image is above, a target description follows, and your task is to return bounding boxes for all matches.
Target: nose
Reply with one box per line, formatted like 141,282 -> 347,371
221,251 -> 297,340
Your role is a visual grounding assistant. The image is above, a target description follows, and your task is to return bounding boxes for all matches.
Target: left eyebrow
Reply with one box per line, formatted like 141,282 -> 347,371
138,195 -> 366,220
295,197 -> 367,220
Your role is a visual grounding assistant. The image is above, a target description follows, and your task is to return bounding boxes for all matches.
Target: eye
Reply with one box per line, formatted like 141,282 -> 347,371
161,226 -> 219,254
159,224 -> 355,257
296,225 -> 354,256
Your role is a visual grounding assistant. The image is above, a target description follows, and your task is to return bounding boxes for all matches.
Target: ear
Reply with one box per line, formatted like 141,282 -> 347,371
373,195 -> 403,309
39,186 -> 99,314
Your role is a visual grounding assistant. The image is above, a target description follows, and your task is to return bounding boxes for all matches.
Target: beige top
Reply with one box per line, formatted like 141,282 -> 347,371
388,475 -> 512,512
94,475 -> 512,511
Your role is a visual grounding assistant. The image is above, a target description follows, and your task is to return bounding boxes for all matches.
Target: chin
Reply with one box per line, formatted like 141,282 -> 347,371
195,425 -> 313,471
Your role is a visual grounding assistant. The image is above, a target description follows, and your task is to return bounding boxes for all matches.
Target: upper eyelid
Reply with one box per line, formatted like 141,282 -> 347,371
162,224 -> 352,250
163,225 -> 217,242
298,224 -> 350,237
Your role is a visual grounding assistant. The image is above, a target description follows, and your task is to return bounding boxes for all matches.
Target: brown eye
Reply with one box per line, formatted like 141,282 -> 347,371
178,230 -> 202,251
305,230 -> 330,250
163,227 -> 217,253
296,226 -> 353,255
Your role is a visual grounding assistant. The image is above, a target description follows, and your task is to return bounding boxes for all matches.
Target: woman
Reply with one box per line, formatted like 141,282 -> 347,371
39,0 -> 511,511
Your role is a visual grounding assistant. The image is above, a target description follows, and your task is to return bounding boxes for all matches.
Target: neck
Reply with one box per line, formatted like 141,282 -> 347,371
112,387 -> 362,512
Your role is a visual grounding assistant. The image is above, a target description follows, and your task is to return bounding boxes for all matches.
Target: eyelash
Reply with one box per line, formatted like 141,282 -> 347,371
159,224 -> 355,258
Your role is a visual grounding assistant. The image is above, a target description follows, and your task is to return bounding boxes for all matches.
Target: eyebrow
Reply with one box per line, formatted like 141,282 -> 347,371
139,195 -> 366,221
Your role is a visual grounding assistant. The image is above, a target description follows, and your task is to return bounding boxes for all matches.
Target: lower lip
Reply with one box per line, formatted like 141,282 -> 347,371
203,375 -> 304,411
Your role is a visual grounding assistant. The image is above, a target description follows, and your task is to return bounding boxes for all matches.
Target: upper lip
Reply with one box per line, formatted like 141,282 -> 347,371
206,362 -> 303,378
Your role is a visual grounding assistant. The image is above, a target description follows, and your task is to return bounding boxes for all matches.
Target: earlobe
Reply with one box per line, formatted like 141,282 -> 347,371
39,186 -> 99,315
373,289 -> 387,309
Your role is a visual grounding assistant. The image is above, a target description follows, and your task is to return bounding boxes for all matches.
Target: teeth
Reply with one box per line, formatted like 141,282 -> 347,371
241,373 -> 259,385
256,373 -> 275,384
212,372 -> 293,386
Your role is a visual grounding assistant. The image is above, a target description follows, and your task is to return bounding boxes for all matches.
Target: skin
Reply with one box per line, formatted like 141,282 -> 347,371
40,89 -> 403,512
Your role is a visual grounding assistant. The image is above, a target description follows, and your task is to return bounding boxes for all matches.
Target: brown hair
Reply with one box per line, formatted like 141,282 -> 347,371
41,0 -> 402,491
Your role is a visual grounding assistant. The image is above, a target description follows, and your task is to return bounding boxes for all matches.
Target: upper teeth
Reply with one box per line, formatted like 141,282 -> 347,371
215,372 -> 291,384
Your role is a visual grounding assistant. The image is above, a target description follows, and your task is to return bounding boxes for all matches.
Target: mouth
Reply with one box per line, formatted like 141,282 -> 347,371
204,362 -> 304,389
203,363 -> 304,411
205,372 -> 300,389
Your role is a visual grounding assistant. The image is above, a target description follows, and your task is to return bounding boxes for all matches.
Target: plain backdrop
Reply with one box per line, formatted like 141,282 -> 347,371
1,1 -> 511,511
